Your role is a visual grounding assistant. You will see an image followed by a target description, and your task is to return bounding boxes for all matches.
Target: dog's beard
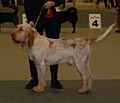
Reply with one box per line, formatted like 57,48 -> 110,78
12,37 -> 24,47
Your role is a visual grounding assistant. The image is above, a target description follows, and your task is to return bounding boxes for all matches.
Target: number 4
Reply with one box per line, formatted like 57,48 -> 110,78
92,20 -> 98,27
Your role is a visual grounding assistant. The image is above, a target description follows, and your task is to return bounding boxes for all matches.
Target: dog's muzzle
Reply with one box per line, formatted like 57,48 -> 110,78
11,32 -> 20,43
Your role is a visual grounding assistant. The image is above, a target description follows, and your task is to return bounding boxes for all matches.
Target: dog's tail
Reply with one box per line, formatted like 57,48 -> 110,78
9,5 -> 19,14
89,23 -> 116,44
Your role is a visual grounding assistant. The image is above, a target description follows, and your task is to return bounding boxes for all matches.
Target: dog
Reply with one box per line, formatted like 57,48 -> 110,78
60,7 -> 78,33
0,5 -> 19,26
11,23 -> 115,94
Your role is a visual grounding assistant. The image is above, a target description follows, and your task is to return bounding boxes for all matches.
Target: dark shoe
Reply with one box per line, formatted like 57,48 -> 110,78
115,30 -> 120,33
51,80 -> 63,89
25,79 -> 38,89
105,6 -> 111,9
111,5 -> 116,8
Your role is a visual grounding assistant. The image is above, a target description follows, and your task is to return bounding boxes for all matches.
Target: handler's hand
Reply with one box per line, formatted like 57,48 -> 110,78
29,21 -> 35,28
44,1 -> 55,9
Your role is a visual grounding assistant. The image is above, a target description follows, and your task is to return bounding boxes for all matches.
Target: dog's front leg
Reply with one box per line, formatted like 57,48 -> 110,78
33,63 -> 46,93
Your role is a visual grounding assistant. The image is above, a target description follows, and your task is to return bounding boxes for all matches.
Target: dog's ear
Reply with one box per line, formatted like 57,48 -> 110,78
27,28 -> 36,48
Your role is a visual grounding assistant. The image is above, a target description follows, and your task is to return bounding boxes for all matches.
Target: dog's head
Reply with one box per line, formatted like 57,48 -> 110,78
11,23 -> 37,48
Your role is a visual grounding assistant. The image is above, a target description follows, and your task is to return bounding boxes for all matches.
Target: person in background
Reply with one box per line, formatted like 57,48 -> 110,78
95,0 -> 111,9
109,0 -> 116,8
24,0 -> 65,89
115,0 -> 120,33
115,0 -> 117,6
0,0 -> 2,7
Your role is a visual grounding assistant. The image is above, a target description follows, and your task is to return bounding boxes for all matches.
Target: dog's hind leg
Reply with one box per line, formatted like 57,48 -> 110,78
74,55 -> 92,94
33,62 -> 46,93
84,54 -> 93,92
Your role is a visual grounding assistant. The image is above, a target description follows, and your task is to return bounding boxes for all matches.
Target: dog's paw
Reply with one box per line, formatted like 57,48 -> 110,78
33,85 -> 44,93
77,88 -> 91,94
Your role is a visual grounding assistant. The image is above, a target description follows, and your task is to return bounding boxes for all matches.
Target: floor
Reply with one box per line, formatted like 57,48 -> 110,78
0,80 -> 120,103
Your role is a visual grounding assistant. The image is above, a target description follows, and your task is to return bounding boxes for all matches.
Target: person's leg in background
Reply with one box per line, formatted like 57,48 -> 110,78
10,0 -> 15,5
0,0 -> 2,7
95,0 -> 100,8
115,1 -> 120,33
104,0 -> 111,9
115,12 -> 120,33
115,0 -> 117,7
109,0 -> 116,8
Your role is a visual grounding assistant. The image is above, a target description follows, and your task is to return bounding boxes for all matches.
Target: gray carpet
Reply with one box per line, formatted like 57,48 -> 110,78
0,80 -> 120,103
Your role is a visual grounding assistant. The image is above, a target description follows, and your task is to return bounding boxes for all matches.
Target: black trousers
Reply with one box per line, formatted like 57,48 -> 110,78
29,16 -> 61,81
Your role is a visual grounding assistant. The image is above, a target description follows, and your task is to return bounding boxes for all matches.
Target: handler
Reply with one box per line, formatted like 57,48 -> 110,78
24,0 -> 65,89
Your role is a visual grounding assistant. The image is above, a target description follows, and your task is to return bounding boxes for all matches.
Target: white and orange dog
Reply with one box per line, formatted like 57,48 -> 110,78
11,23 -> 115,94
